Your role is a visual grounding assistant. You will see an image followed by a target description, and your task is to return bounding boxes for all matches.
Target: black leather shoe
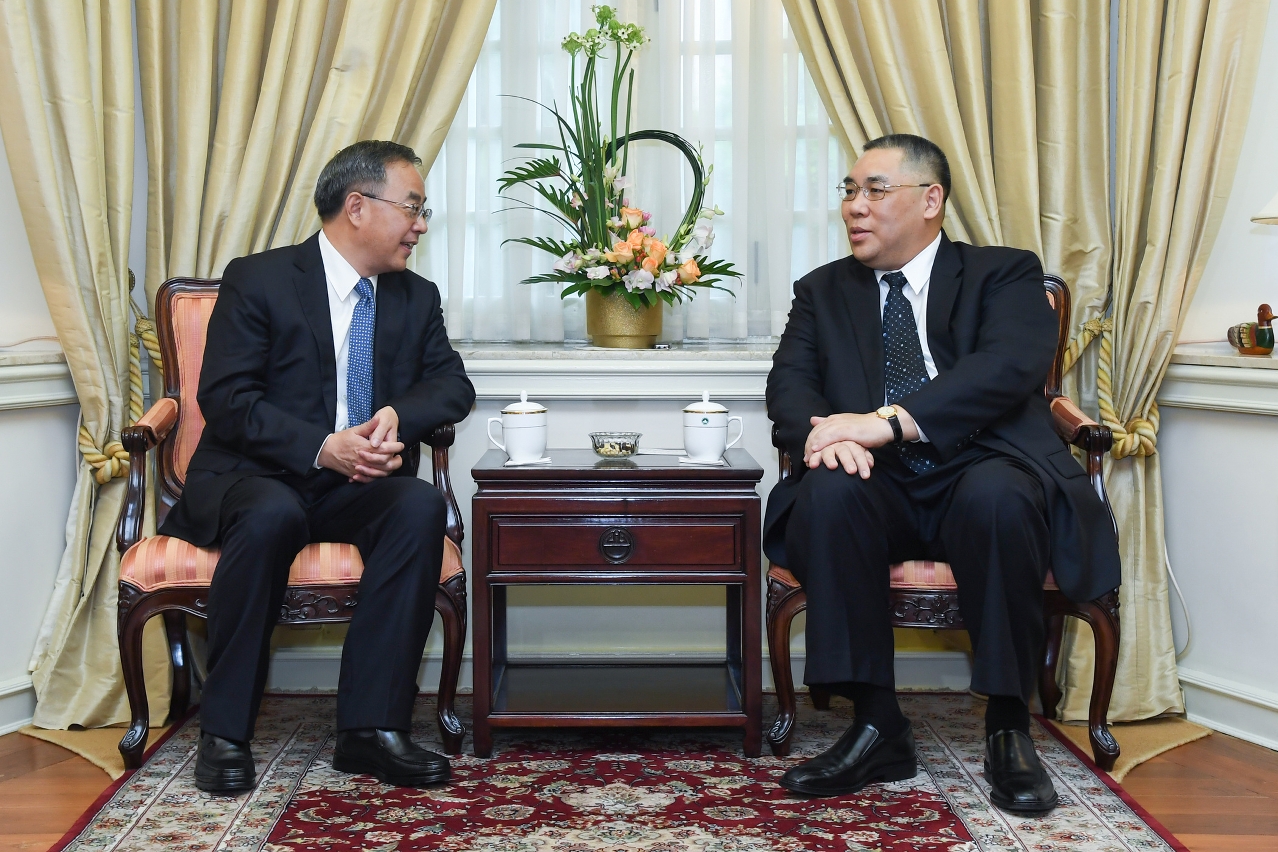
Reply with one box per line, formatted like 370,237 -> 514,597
780,720 -> 917,797
333,729 -> 451,787
984,729 -> 1059,815
193,732 -> 256,794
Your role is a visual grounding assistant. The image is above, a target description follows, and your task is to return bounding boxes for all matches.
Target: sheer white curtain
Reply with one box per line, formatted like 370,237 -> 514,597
412,0 -> 846,342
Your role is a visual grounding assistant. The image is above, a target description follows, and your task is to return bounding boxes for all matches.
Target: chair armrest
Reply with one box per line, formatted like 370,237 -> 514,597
426,423 -> 463,545
771,424 -> 793,482
115,398 -> 179,553
1049,395 -> 1117,536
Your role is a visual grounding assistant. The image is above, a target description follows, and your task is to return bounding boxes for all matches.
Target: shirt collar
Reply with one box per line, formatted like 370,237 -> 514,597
873,230 -> 943,295
318,228 -> 377,299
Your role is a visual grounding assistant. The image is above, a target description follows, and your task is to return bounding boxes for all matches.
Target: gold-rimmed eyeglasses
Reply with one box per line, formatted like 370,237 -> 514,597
836,181 -> 933,202
361,192 -> 433,223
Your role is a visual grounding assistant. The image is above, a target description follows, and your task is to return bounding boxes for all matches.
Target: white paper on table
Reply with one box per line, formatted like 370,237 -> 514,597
636,448 -> 686,455
678,456 -> 727,466
504,456 -> 553,467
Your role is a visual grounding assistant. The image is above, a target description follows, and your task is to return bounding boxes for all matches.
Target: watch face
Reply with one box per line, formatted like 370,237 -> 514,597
876,406 -> 896,418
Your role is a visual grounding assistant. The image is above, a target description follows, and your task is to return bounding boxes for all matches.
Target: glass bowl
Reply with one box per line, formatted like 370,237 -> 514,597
590,431 -> 642,457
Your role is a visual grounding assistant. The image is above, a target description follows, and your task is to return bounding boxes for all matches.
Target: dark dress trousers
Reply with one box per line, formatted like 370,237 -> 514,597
764,233 -> 1120,701
160,233 -> 476,741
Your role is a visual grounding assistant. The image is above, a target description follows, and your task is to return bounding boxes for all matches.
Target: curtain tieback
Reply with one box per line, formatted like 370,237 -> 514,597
78,425 -> 129,484
1096,327 -> 1158,459
1061,316 -> 1112,376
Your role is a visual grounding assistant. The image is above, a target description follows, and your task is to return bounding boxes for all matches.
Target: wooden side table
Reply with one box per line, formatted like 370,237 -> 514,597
470,448 -> 765,757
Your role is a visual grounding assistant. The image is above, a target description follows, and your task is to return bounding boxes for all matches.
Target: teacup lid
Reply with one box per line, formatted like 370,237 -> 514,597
684,391 -> 728,414
502,391 -> 547,415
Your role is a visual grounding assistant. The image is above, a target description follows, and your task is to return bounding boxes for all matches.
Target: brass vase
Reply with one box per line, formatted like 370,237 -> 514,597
585,289 -> 663,348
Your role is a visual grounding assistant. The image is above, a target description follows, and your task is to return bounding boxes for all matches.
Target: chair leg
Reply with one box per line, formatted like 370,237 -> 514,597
1079,590 -> 1121,771
766,579 -> 806,757
117,586 -> 154,770
1038,611 -> 1065,719
435,572 -> 468,755
163,611 -> 191,722
809,684 -> 832,711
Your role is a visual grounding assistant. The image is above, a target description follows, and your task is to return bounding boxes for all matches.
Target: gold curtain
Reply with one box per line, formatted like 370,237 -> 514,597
0,0 -> 170,728
135,0 -> 496,305
1056,0 -> 1268,721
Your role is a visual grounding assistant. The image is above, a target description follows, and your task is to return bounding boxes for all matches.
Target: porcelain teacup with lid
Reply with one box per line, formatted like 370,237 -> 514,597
683,392 -> 743,462
488,391 -> 548,464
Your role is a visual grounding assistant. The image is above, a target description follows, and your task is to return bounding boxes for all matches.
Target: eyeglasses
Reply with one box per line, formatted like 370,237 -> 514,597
836,181 -> 933,201
361,193 -> 433,223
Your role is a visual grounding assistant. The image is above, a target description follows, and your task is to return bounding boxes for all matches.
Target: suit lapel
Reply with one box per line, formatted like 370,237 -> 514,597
293,233 -> 338,429
926,233 -> 962,369
838,258 -> 885,406
373,271 -> 407,409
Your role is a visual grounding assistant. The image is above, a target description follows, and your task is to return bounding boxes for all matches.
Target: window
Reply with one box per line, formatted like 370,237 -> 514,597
412,0 -> 846,343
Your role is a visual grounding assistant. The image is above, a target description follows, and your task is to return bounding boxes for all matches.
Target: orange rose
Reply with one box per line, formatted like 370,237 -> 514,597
604,241 -> 634,264
642,238 -> 668,268
642,256 -> 660,274
677,257 -> 702,284
620,206 -> 646,230
626,229 -> 645,249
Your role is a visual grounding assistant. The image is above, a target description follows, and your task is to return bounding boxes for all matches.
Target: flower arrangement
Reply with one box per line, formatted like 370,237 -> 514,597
498,5 -> 740,310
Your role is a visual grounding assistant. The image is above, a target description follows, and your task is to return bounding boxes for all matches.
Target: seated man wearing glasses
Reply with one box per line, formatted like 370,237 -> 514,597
765,134 -> 1119,815
160,140 -> 474,794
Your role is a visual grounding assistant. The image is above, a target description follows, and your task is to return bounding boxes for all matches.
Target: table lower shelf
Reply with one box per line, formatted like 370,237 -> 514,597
488,661 -> 746,724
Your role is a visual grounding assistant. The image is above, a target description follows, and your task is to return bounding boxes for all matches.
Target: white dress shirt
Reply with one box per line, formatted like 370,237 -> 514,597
872,230 -> 942,442
318,229 -> 378,433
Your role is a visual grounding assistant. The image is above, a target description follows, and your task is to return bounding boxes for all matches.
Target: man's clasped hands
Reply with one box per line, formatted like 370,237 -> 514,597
318,406 -> 405,482
803,407 -> 922,479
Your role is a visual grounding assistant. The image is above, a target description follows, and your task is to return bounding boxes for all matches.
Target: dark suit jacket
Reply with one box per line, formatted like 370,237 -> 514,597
764,233 -> 1119,603
160,233 -> 476,546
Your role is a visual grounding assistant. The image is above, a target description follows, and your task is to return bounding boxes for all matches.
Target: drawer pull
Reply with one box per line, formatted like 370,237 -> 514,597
599,527 -> 635,563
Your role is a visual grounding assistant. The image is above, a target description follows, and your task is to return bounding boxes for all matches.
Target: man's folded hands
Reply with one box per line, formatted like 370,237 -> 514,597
803,410 -> 921,478
318,406 -> 405,482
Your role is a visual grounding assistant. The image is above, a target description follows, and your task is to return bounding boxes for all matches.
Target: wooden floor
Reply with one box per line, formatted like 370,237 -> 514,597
1,727 -> 1276,851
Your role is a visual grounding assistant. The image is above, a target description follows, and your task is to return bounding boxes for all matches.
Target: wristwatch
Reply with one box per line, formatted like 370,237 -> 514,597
875,405 -> 904,443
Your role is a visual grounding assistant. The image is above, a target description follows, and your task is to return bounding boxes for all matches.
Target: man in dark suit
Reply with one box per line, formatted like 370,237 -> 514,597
160,140 -> 475,794
765,134 -> 1119,814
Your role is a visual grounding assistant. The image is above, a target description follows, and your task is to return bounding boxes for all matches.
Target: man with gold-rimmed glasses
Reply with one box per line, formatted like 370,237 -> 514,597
765,134 -> 1119,815
160,140 -> 474,794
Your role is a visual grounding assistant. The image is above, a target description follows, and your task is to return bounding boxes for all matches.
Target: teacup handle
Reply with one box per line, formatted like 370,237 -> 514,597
725,416 -> 744,451
487,417 -> 506,453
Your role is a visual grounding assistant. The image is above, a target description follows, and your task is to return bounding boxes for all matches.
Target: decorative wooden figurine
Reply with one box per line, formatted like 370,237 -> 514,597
1227,304 -> 1276,356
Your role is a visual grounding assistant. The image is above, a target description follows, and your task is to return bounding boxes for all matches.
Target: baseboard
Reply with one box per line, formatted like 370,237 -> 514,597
264,648 -> 973,694
0,674 -> 35,735
1179,667 -> 1278,752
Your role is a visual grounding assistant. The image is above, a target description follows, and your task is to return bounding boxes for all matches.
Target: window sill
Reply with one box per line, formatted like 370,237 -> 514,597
457,341 -> 776,399
1159,343 -> 1278,415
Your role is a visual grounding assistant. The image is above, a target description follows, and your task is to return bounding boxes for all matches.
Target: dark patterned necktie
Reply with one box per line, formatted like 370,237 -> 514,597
881,271 -> 939,473
346,277 -> 376,427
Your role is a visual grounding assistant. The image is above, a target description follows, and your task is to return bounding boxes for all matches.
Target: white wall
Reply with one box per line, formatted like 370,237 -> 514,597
1181,1 -> 1278,342
0,127 -> 55,346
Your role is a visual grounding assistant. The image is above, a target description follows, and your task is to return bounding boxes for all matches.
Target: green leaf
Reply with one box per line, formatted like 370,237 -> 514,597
502,236 -> 576,258
497,157 -> 564,193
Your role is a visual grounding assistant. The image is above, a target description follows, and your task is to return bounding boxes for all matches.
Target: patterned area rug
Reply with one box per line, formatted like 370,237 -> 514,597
55,693 -> 1185,852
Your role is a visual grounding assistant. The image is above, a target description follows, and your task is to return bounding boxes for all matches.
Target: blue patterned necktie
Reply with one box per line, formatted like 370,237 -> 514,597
346,277 -> 376,428
882,271 -> 940,473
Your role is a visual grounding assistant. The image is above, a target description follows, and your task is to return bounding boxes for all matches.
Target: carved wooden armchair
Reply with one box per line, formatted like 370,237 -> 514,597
766,275 -> 1122,770
114,278 -> 468,769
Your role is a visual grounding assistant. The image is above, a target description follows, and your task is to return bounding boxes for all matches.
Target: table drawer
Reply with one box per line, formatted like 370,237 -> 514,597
493,517 -> 739,570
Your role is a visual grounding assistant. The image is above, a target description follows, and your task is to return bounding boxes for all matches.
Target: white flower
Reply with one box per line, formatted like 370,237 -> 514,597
584,248 -> 605,262
613,175 -> 632,190
622,268 -> 654,291
676,246 -> 698,264
657,270 -> 678,292
585,265 -> 611,280
553,251 -> 584,273
692,221 -> 715,250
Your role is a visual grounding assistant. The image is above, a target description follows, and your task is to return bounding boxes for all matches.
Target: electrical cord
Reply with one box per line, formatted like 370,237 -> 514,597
1165,547 -> 1192,659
